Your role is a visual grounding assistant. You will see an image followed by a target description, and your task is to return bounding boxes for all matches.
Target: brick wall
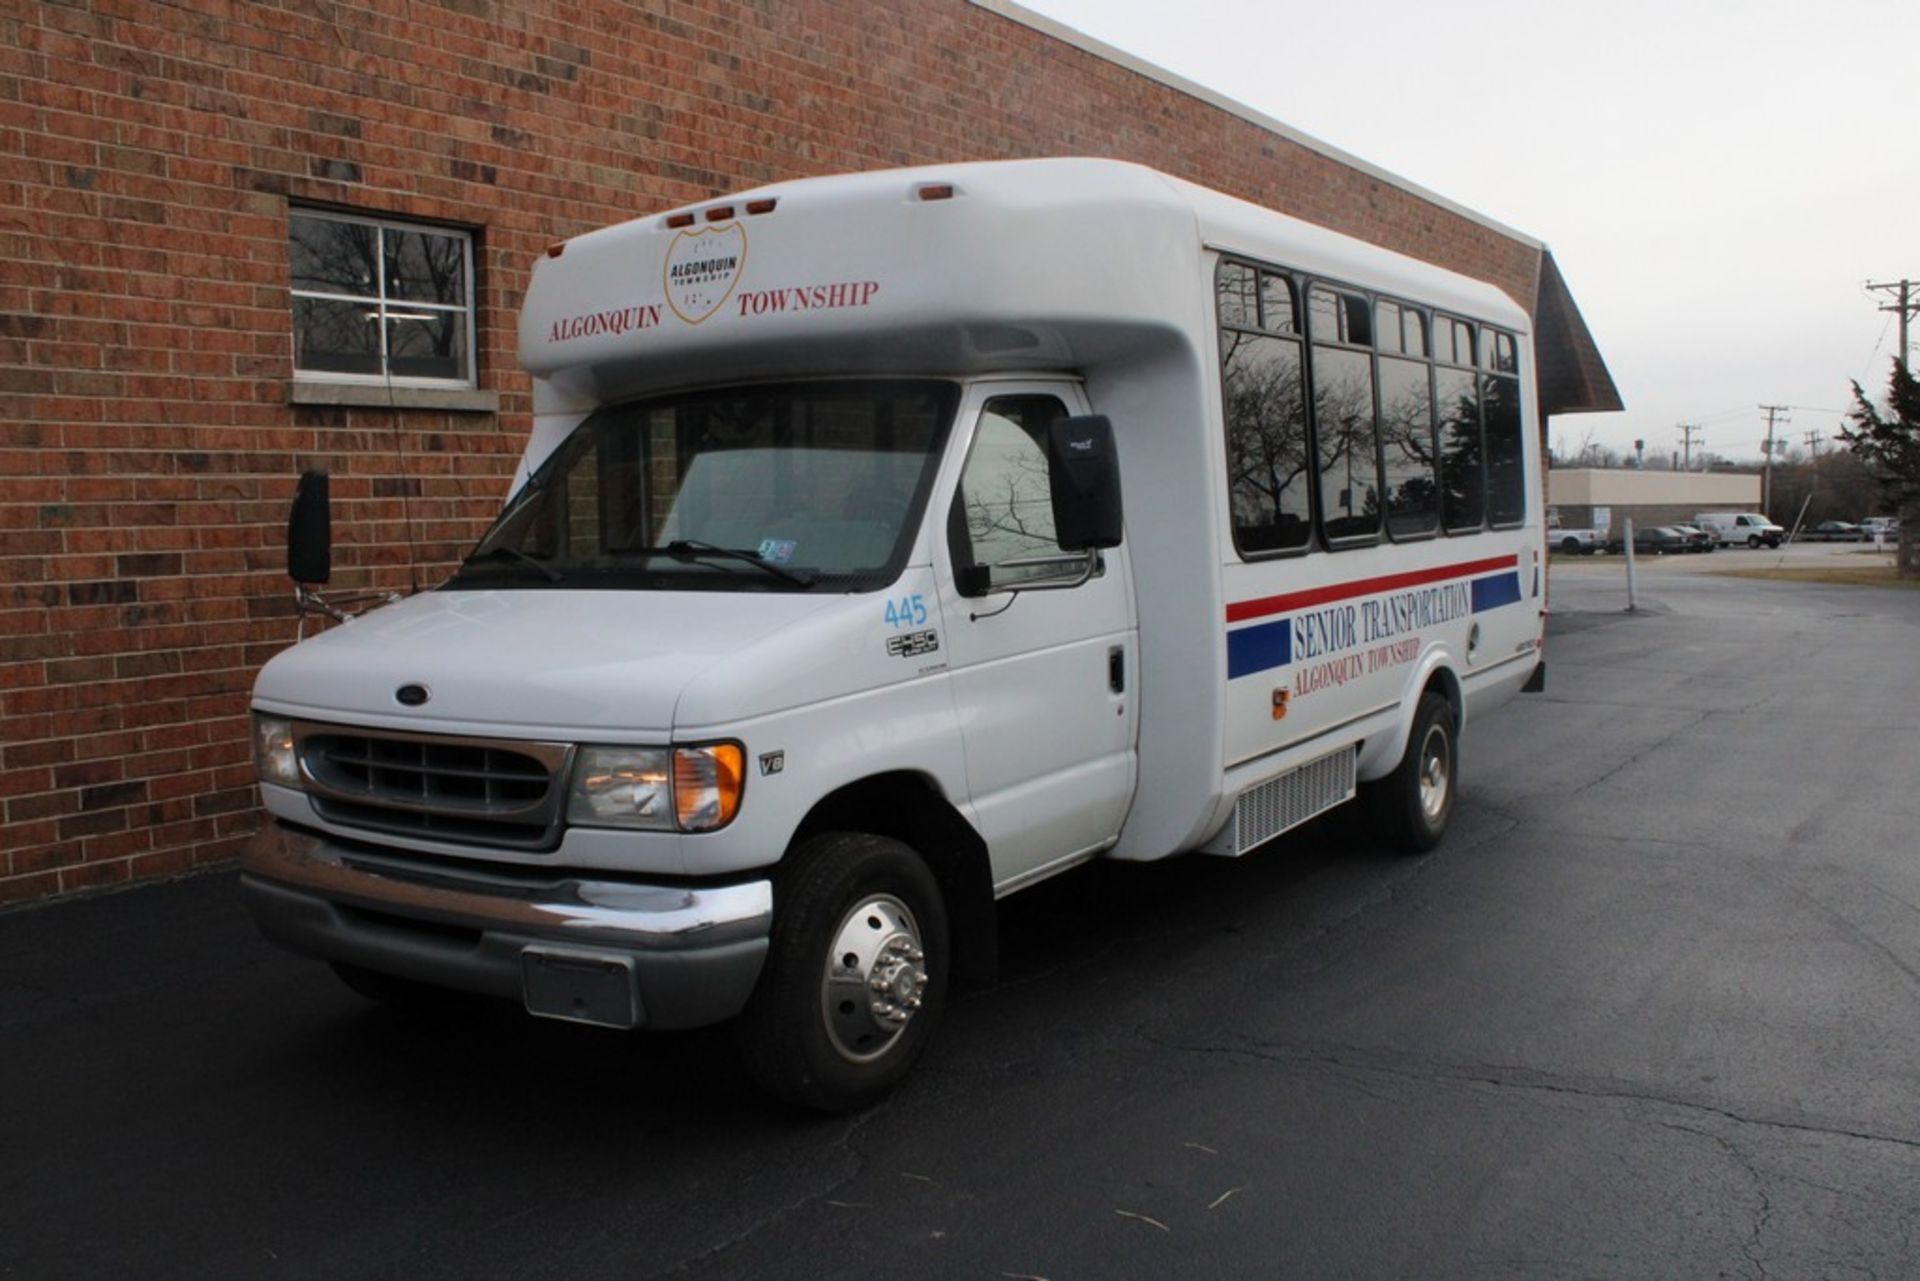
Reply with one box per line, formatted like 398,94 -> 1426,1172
0,0 -> 1547,904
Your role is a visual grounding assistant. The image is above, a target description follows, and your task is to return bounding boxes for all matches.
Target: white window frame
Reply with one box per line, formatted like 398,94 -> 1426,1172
289,208 -> 478,390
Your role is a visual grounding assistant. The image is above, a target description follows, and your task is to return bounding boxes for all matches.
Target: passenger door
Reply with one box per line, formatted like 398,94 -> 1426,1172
933,382 -> 1138,892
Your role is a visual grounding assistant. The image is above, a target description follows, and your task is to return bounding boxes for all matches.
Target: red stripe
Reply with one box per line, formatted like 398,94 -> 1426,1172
1225,554 -> 1519,623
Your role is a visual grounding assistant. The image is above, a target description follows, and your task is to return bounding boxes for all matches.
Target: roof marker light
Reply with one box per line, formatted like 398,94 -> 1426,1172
745,198 -> 777,215
665,212 -> 695,229
545,241 -> 566,258
705,205 -> 735,222
916,184 -> 955,202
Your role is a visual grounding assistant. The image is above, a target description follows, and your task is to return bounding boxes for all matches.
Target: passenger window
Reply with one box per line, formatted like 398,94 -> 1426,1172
951,395 -> 1079,588
1436,365 -> 1484,532
1220,262 -> 1312,556
1311,285 -> 1382,543
1313,345 -> 1381,542
1482,327 -> 1524,527
1378,355 -> 1437,539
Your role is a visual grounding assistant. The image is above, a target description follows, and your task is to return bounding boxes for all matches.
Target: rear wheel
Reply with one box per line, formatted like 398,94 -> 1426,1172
736,832 -> 949,1112
1365,692 -> 1456,854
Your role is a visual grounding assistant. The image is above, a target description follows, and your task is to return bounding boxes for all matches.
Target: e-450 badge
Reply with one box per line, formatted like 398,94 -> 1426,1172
885,629 -> 940,659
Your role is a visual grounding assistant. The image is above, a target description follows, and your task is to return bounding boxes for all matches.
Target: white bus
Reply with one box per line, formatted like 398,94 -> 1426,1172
241,159 -> 1546,1109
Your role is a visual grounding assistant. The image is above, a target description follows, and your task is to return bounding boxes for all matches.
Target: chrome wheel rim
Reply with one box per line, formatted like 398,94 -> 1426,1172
821,893 -> 927,1064
1418,724 -> 1451,824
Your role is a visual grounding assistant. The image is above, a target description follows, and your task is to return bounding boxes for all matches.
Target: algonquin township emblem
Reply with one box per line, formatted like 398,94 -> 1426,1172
663,224 -> 747,324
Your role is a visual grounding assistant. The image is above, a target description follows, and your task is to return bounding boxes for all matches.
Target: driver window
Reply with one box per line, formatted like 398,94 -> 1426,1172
951,394 -> 1071,589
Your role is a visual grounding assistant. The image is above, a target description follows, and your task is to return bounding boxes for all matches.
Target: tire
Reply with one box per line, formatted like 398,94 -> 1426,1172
736,832 -> 950,1112
1559,536 -> 1581,555
1747,535 -> 1761,548
1365,692 -> 1456,854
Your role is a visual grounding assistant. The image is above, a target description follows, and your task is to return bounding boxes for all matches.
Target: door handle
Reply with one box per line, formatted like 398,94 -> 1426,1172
1108,645 -> 1125,694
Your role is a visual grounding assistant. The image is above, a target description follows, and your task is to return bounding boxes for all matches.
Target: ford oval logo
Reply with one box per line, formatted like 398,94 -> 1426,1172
395,683 -> 430,707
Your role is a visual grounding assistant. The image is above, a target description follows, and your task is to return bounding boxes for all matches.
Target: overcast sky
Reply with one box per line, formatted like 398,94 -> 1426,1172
1019,0 -> 1918,465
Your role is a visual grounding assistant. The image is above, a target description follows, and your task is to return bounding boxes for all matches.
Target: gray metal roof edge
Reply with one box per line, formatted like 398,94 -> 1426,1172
968,0 -> 1545,253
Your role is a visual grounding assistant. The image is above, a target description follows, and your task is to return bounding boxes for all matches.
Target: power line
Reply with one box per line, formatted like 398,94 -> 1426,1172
1677,422 -> 1702,469
1867,278 -> 1917,373
1759,404 -> 1790,515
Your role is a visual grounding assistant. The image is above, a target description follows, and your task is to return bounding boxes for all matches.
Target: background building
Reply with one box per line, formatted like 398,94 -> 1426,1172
0,0 -> 1620,903
1548,469 -> 1762,539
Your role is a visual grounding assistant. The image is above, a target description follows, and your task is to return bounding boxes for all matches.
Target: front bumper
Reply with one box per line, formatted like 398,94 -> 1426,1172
239,823 -> 772,1030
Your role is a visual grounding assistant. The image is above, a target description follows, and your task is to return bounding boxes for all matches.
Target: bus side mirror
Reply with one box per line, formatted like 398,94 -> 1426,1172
288,470 -> 332,586
1046,415 -> 1123,551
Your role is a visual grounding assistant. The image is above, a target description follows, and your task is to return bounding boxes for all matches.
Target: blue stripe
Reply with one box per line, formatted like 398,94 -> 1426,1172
1227,618 -> 1291,679
1471,572 -> 1522,613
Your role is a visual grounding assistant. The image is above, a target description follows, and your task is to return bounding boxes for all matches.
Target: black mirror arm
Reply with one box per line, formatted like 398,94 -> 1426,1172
961,549 -> 1100,621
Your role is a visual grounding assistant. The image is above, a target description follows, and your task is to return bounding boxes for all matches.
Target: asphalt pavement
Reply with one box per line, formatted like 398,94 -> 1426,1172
4,561 -> 1919,1279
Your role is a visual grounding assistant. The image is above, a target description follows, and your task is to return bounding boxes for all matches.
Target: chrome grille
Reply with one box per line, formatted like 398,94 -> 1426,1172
294,723 -> 572,852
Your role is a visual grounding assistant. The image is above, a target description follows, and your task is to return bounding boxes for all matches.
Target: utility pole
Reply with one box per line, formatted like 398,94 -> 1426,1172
1867,279 -> 1917,373
1803,429 -> 1821,457
1677,422 -> 1702,470
1760,404 -> 1789,515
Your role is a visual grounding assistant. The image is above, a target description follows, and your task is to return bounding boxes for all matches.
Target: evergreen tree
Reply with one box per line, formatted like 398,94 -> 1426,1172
1838,362 -> 1920,577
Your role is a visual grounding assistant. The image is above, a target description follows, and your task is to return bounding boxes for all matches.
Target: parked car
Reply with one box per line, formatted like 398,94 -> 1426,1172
1803,521 -> 1863,542
1669,522 -> 1716,553
1546,511 -> 1607,555
1859,517 -> 1901,541
1694,511 -> 1785,548
1608,525 -> 1690,556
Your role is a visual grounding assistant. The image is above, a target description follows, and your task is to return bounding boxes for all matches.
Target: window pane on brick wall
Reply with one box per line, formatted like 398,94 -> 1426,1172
291,214 -> 378,296
293,297 -> 381,376
384,229 -> 468,306
387,312 -> 469,382
291,210 -> 475,386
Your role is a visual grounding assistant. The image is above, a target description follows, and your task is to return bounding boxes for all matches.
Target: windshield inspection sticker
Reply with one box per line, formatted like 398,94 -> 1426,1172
886,629 -> 939,659
757,538 -> 797,565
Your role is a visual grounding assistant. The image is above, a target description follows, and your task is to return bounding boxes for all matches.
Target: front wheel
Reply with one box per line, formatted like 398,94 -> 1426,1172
736,832 -> 949,1111
1747,535 -> 1762,548
1364,692 -> 1456,854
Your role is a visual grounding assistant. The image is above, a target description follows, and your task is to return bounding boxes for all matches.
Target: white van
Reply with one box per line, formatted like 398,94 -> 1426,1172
1694,511 -> 1783,548
240,160 -> 1547,1109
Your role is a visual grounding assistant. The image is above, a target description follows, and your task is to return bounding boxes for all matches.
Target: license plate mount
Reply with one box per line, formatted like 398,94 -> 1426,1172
521,947 -> 642,1029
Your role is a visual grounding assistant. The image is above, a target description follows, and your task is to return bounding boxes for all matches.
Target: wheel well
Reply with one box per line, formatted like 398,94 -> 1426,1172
789,773 -> 997,987
1423,667 -> 1463,731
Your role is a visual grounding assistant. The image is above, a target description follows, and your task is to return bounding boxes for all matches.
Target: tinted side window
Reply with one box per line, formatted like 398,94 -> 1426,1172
1312,344 -> 1380,542
1482,329 -> 1524,527
1435,363 -> 1484,532
1378,354 -> 1437,539
1220,264 -> 1312,554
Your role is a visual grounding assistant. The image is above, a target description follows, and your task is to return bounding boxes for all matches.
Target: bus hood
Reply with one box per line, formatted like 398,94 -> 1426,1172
252,586 -> 886,739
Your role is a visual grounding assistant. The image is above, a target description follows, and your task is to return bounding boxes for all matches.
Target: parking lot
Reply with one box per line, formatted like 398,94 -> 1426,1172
1556,532 -> 1904,574
4,561 -> 1919,1279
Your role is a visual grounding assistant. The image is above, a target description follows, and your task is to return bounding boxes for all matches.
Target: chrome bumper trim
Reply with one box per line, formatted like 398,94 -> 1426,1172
238,823 -> 773,1029
241,823 -> 772,951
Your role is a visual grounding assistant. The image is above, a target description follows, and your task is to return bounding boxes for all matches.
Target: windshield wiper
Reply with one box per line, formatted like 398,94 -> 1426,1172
627,540 -> 816,587
460,545 -> 563,582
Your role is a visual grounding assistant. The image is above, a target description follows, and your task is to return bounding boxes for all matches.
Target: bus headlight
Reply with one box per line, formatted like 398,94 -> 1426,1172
568,743 -> 745,832
568,747 -> 674,829
253,714 -> 300,788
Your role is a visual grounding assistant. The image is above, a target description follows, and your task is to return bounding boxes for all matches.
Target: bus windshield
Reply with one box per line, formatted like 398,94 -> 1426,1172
447,379 -> 959,592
